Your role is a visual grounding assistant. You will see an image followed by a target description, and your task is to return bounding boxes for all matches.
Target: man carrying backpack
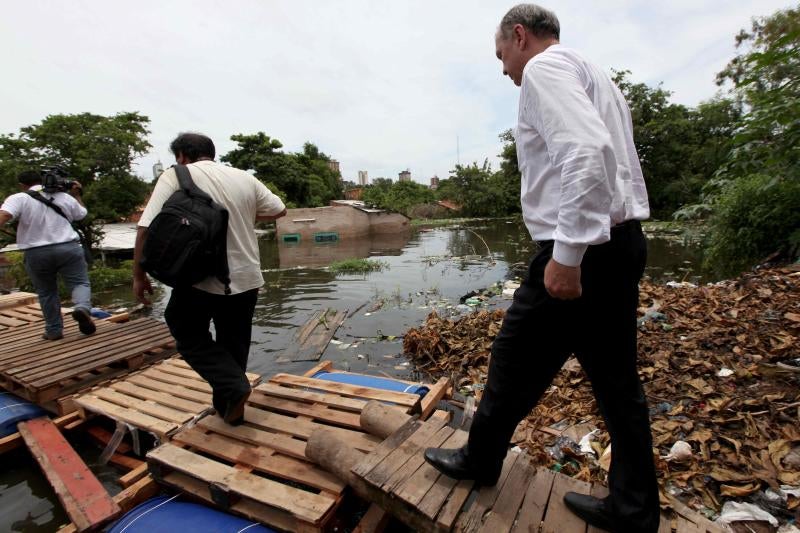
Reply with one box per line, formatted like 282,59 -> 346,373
133,132 -> 286,425
0,169 -> 96,340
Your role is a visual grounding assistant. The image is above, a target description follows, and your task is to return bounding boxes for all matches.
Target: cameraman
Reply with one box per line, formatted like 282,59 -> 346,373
0,170 -> 96,340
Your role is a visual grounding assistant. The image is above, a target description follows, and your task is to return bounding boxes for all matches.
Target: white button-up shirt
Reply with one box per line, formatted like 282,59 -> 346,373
0,185 -> 86,249
516,44 -> 649,266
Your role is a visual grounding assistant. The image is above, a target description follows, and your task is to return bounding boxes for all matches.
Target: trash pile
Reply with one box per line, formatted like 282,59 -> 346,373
404,265 -> 800,528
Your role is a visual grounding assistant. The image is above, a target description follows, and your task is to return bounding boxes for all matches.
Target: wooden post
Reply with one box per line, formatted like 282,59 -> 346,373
360,401 -> 412,439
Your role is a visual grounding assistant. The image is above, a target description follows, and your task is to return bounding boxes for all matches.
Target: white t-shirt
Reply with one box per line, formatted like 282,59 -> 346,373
0,185 -> 87,249
516,44 -> 650,266
138,161 -> 285,295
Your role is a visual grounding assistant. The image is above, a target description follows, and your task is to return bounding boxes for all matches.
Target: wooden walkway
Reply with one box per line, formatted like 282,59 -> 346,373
72,358 -> 261,440
348,416 -> 725,533
146,362 -> 451,533
0,298 -> 176,409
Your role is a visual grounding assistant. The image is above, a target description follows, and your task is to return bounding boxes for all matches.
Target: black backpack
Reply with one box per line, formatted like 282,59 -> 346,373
140,164 -> 231,294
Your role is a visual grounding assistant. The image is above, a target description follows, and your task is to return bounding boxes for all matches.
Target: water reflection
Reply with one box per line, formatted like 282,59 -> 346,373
272,231 -> 410,269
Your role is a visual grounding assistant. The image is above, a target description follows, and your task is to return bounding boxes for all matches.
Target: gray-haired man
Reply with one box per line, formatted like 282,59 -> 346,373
424,5 -> 659,532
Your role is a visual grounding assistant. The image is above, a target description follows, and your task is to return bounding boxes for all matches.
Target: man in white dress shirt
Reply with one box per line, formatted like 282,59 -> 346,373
425,5 -> 658,532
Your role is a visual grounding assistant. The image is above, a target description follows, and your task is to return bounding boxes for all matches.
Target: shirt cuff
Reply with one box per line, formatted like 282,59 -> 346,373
552,241 -> 587,267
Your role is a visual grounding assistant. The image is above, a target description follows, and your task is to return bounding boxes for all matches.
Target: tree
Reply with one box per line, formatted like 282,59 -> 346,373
0,112 -> 152,248
382,180 -> 434,215
701,5 -> 800,274
221,133 -> 342,207
361,178 -> 393,207
448,161 -> 506,217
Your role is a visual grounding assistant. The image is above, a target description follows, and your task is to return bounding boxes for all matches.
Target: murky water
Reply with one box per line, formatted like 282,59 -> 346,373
0,218 -> 705,532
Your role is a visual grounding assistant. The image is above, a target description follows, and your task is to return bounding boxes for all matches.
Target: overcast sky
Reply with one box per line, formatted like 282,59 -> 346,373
1,1 -> 794,184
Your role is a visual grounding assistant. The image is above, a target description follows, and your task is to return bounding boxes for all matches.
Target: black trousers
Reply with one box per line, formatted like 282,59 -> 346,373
164,286 -> 258,414
467,221 -> 659,533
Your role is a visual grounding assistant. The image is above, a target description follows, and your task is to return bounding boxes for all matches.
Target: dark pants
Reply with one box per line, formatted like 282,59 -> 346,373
467,221 -> 659,533
164,286 -> 258,414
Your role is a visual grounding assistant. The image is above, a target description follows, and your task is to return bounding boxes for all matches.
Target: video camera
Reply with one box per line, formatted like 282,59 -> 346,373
41,166 -> 78,194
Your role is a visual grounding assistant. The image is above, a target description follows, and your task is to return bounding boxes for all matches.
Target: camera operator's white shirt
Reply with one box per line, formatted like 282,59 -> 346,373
138,161 -> 285,295
0,185 -> 87,249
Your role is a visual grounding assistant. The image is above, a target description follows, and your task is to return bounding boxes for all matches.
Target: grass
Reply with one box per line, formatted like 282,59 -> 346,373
328,258 -> 389,274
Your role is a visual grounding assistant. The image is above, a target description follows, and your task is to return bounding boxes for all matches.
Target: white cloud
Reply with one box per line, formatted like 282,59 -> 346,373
0,0 -> 794,184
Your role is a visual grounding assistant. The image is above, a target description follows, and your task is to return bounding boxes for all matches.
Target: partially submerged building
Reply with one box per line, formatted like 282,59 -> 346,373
276,200 -> 410,244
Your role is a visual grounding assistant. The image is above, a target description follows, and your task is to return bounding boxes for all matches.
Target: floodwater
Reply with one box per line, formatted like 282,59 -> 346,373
0,217 -> 705,532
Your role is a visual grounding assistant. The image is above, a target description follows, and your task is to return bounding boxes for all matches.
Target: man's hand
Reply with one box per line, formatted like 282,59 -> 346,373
544,258 -> 582,300
133,274 -> 153,305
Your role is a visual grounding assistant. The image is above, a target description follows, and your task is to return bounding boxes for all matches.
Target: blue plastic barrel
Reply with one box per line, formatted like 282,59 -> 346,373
108,495 -> 276,533
90,307 -> 112,319
312,371 -> 429,396
0,392 -> 47,437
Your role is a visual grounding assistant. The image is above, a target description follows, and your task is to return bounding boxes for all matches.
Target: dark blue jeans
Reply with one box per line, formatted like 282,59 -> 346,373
467,221 -> 659,533
164,286 -> 258,414
24,240 -> 92,336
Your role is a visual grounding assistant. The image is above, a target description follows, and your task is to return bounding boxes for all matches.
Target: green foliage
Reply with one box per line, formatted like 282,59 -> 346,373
447,161 -> 507,217
327,258 -> 389,274
701,5 -> 800,274
4,253 -> 134,294
221,133 -> 342,208
705,175 -> 800,275
362,179 -> 434,216
361,178 -> 394,207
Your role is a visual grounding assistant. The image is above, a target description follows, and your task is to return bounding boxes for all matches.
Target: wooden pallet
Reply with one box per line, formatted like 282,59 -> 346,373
0,317 -> 176,406
19,417 -> 120,531
0,291 -> 38,311
71,358 -> 262,440
146,363 -> 444,532
0,301 -> 48,329
349,417 -> 724,533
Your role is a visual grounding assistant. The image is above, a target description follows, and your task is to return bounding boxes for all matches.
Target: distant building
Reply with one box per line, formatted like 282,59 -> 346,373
327,160 -> 341,174
152,161 -> 164,180
358,170 -> 369,186
430,175 -> 440,190
398,170 -> 411,182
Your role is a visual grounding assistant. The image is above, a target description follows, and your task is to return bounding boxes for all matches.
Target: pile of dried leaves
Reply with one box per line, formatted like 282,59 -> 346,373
403,266 -> 800,521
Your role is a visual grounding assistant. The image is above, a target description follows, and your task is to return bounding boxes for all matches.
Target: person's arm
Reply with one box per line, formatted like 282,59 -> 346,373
131,169 -> 177,305
0,210 -> 12,225
256,208 -> 286,221
253,179 -> 287,221
132,226 -> 153,305
525,56 -> 615,299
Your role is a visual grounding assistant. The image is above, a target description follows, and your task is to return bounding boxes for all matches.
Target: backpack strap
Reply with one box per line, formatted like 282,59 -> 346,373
173,164 -> 213,202
26,190 -> 70,221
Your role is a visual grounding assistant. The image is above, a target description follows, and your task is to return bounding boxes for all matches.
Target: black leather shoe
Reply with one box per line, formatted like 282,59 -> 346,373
71,308 -> 96,335
564,492 -> 613,531
423,446 -> 500,486
223,389 -> 250,425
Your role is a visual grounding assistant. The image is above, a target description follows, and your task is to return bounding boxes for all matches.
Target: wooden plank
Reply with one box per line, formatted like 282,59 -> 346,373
291,310 -> 347,362
89,389 -> 194,424
302,360 -> 334,377
249,390 -> 362,429
420,377 -> 450,420
197,415 -> 308,460
511,468 -> 557,533
676,516 -> 703,533
173,427 -> 345,493
119,463 -> 149,488
109,381 -> 206,413
456,451 -> 521,532
245,405 -> 381,453
541,473 -> 591,533
139,367 -> 213,393
477,454 -> 536,533
147,443 -> 335,523
395,427 -> 467,508
18,418 -> 120,531
352,418 -> 422,479
353,503 -> 390,533
588,483 -> 610,533
416,428 -> 469,519
366,416 -> 451,490
127,373 -> 212,404
0,411 -> 80,455
255,381 -> 368,412
159,471 -> 320,533
659,513 -> 674,533
667,495 -> 725,533
270,373 -> 422,409
73,396 -> 177,437
383,422 -> 454,496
